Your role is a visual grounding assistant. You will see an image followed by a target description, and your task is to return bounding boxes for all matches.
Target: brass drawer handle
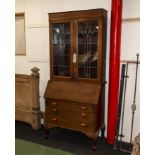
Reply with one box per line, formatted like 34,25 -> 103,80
52,108 -> 58,112
81,106 -> 86,110
52,102 -> 57,106
81,123 -> 86,127
81,113 -> 87,117
52,118 -> 58,122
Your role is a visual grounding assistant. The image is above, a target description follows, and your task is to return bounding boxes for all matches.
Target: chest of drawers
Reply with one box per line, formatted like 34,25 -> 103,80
44,80 -> 105,150
45,99 -> 96,133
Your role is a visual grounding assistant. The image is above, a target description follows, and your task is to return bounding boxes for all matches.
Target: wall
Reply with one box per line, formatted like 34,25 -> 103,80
15,0 -> 140,143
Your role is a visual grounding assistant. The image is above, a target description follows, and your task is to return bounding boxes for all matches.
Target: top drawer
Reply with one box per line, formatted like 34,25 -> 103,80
45,98 -> 97,114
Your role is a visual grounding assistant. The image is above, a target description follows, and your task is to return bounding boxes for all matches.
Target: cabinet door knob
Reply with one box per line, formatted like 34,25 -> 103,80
81,113 -> 87,117
81,106 -> 86,110
81,123 -> 86,127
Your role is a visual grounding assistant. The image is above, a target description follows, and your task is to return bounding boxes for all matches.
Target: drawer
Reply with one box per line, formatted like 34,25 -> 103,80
46,99 -> 96,114
45,99 -> 97,132
45,99 -> 96,122
46,114 -> 95,132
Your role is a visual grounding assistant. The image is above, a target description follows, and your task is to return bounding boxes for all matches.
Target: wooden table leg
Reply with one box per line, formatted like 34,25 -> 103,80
92,139 -> 97,151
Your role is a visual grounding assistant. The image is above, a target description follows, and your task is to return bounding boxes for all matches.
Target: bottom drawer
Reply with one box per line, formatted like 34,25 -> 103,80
46,116 -> 95,133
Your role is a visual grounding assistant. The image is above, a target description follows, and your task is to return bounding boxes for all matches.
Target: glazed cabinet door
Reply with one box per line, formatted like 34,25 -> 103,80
50,21 -> 73,79
74,19 -> 102,82
49,17 -> 103,82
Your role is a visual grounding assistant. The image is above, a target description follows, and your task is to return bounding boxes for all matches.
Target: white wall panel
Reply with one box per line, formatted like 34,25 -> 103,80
122,0 -> 140,18
15,56 -> 30,74
25,0 -> 45,27
26,28 -> 48,58
121,22 -> 140,60
15,0 -> 25,12
45,0 -> 110,12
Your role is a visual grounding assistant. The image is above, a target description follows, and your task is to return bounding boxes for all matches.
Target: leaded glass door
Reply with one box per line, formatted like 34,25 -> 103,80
75,20 -> 100,80
50,21 -> 73,79
50,18 -> 103,82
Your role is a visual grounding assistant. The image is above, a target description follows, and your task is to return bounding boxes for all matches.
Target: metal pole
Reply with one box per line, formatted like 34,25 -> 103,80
107,0 -> 123,144
113,64 -> 126,150
129,54 -> 139,148
120,63 -> 129,142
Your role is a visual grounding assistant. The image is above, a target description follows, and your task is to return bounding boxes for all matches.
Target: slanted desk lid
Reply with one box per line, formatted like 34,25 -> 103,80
44,80 -> 101,104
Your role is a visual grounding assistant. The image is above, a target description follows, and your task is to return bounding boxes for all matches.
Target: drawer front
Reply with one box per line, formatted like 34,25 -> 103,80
46,99 -> 95,113
45,99 -> 97,132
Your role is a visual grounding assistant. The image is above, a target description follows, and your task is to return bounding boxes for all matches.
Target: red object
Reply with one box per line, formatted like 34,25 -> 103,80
107,0 -> 123,144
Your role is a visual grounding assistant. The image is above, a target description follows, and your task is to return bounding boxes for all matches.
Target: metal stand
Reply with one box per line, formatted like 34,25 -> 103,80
113,64 -> 126,150
129,54 -> 139,152
113,54 -> 140,153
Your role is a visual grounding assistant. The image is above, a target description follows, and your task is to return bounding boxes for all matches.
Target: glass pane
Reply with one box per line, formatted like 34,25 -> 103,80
52,23 -> 71,77
53,66 -> 70,77
77,21 -> 98,79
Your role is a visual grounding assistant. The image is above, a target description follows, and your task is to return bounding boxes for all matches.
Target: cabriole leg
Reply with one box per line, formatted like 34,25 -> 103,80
44,129 -> 49,139
92,139 -> 97,151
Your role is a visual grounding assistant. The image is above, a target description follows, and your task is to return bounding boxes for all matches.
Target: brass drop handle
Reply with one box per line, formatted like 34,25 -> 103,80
52,102 -> 57,106
81,113 -> 87,117
52,108 -> 58,112
81,106 -> 87,110
81,123 -> 86,127
52,118 -> 58,122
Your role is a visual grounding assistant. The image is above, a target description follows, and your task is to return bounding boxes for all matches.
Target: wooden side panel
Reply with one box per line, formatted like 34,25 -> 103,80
15,109 -> 33,125
15,77 -> 32,110
15,68 -> 41,129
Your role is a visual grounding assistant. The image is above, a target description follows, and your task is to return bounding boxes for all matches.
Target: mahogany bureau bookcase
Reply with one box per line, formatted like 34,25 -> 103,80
44,9 -> 107,150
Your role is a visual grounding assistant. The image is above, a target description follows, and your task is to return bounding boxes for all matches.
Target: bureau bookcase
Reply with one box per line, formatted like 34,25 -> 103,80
44,9 -> 107,150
